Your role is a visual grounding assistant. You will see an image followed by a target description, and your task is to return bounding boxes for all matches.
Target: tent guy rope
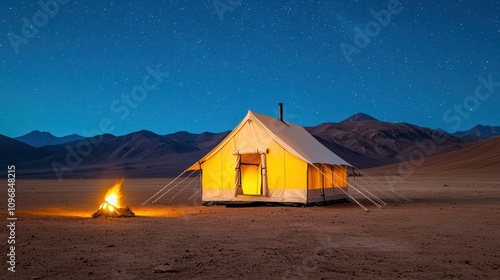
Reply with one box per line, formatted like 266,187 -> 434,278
141,169 -> 195,206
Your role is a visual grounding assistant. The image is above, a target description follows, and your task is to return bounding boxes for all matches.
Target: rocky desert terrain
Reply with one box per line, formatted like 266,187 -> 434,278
1,171 -> 499,279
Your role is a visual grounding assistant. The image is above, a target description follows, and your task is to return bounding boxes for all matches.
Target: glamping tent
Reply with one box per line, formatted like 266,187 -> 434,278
186,109 -> 353,204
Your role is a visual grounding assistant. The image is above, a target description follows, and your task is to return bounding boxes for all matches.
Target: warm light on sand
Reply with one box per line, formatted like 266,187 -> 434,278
20,207 -> 191,218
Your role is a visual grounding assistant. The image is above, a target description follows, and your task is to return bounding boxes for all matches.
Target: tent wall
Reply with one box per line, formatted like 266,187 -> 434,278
307,164 -> 349,203
333,165 -> 348,188
281,149 -> 307,202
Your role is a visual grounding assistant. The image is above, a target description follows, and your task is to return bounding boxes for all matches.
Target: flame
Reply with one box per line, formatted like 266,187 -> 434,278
99,178 -> 124,213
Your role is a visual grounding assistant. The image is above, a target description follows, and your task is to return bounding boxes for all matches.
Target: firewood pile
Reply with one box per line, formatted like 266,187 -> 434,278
91,203 -> 135,218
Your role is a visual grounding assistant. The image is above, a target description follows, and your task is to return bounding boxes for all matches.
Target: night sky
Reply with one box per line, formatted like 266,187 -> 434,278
1,0 -> 499,138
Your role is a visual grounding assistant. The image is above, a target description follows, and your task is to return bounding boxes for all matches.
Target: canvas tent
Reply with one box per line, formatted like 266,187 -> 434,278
186,110 -> 353,204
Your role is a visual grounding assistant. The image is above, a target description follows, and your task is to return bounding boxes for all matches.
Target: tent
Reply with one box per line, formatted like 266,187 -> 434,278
186,110 -> 353,204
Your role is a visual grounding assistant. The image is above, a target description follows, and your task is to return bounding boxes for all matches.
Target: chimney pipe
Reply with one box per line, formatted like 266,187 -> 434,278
278,103 -> 283,121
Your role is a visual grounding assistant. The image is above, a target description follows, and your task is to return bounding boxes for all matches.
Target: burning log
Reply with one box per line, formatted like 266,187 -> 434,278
91,201 -> 135,218
91,179 -> 135,218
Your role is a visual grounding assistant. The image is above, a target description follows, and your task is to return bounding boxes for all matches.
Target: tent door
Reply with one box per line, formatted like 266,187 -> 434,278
233,151 -> 268,197
240,163 -> 261,195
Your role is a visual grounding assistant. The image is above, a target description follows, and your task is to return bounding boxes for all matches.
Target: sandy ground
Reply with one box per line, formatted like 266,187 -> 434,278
1,175 -> 499,279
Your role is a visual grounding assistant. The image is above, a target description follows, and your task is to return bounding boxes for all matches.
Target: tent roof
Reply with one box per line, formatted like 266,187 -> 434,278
188,110 -> 352,170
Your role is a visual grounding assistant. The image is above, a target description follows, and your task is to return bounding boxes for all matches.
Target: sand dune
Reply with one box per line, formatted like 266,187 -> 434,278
368,136 -> 500,175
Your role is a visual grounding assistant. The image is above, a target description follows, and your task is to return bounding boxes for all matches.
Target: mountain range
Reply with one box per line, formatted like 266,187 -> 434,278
2,113 -> 499,179
452,124 -> 500,139
14,130 -> 86,147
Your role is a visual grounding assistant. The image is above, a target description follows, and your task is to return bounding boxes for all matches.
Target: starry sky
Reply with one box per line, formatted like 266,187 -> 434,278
1,0 -> 499,138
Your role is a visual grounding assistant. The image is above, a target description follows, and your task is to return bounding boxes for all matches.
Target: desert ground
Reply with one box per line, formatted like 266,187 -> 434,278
1,173 -> 499,279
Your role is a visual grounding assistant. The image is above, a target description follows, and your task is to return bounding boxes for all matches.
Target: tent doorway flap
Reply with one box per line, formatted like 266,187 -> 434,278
233,149 -> 268,196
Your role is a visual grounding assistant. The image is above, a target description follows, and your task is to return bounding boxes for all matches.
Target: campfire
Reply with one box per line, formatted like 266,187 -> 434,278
92,179 -> 135,218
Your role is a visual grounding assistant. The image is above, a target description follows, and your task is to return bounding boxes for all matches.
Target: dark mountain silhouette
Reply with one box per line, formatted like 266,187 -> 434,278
0,113 -> 486,178
341,112 -> 377,122
0,130 -> 229,178
0,134 -> 49,163
15,130 -> 85,147
434,128 -> 449,134
452,124 -> 500,139
306,120 -> 473,169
